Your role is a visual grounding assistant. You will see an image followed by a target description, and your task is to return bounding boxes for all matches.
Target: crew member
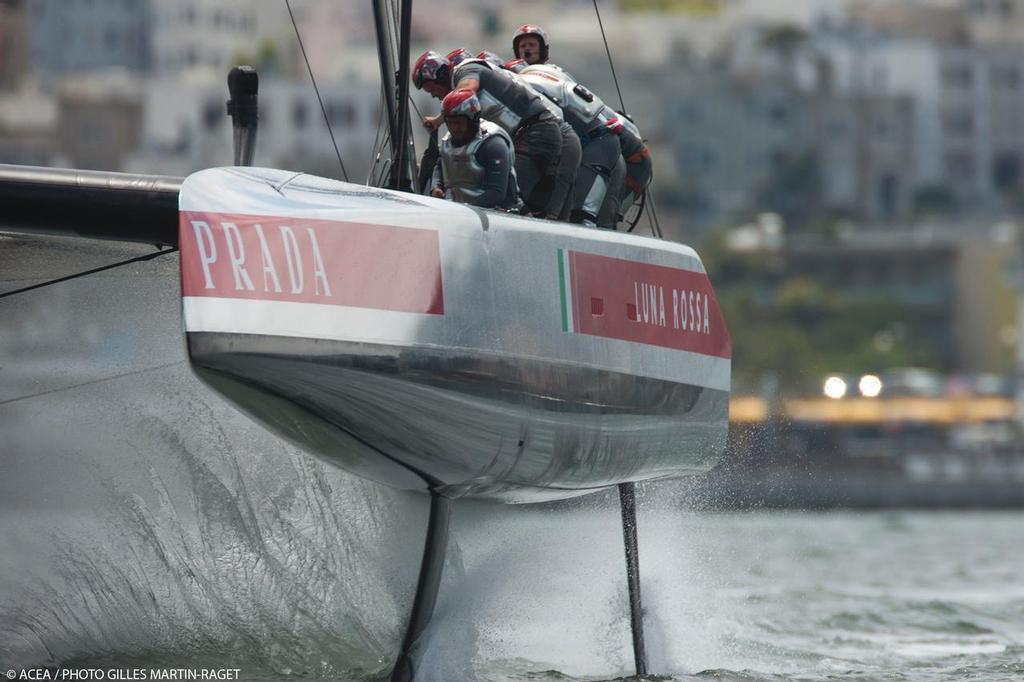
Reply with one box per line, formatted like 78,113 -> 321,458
446,47 -> 473,67
506,58 -> 624,228
476,50 -> 505,67
512,25 -> 553,67
509,25 -> 652,227
412,49 -> 572,219
430,89 -> 519,210
605,114 -> 652,226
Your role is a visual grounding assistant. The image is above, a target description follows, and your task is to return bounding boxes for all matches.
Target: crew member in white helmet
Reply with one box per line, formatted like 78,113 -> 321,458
512,24 -> 555,68
510,24 -> 653,227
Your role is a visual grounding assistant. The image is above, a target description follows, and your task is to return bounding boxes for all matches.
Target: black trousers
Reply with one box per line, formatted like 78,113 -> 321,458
513,117 -> 563,213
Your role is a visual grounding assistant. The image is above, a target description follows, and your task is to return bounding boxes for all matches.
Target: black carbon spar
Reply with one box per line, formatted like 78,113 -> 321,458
0,164 -> 182,246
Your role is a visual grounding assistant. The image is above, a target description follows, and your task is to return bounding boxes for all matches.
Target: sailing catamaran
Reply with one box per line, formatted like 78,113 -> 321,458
0,2 -> 731,679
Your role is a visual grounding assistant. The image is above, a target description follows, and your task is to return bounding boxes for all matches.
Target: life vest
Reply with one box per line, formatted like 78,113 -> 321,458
440,120 -> 517,205
519,64 -> 606,135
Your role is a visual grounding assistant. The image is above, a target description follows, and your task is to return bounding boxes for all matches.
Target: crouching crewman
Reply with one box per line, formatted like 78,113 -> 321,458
431,89 -> 520,210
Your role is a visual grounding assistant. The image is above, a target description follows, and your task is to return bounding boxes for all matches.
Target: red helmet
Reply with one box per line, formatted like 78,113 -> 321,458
442,89 -> 481,121
512,24 -> 550,62
502,58 -> 527,73
412,50 -> 451,89
476,50 -> 504,67
446,47 -> 473,67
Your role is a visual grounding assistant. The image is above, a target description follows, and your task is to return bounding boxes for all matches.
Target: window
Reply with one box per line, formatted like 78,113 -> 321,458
292,101 -> 308,128
993,64 -> 1020,89
203,100 -> 221,131
681,104 -> 701,123
769,103 -> 789,125
326,100 -> 357,126
702,148 -> 714,171
945,151 -> 975,180
943,110 -> 974,136
942,63 -> 973,89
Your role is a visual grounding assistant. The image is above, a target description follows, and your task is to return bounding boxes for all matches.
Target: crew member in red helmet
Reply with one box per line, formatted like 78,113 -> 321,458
412,49 -> 568,219
430,89 -> 519,210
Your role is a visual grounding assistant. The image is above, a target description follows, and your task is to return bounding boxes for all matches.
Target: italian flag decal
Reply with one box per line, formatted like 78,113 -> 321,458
558,248 -> 574,332
557,248 -> 732,359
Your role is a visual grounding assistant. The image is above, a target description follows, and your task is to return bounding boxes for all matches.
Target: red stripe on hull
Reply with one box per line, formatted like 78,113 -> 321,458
179,211 -> 443,314
568,250 -> 731,358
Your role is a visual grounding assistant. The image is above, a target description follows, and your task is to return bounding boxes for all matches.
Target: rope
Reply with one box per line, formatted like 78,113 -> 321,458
646,186 -> 664,239
389,0 -> 403,63
593,0 -> 627,114
285,0 -> 350,182
0,247 -> 178,300
367,88 -> 388,185
625,188 -> 647,233
0,361 -> 184,407
592,0 -> 665,239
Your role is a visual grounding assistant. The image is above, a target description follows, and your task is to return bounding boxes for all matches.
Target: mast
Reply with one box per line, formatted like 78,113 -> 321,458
391,0 -> 414,190
372,0 -> 415,191
371,0 -> 398,160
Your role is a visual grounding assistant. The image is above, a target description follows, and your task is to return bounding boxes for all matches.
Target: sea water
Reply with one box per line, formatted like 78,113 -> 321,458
3,241 -> 1023,681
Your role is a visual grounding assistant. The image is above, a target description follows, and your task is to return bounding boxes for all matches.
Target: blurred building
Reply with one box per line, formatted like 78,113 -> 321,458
0,87 -> 57,166
0,0 -> 28,90
123,75 -> 381,181
669,70 -> 813,224
149,0 -> 277,76
24,0 -> 296,79
964,0 -> 1024,46
815,91 -> 916,221
58,72 -> 143,170
26,0 -> 150,77
780,227 -> 1018,372
706,10 -> 1024,224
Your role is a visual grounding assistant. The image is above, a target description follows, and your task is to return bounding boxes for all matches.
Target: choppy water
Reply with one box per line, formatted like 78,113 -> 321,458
2,239 -> 1023,681
3,456 -> 1022,681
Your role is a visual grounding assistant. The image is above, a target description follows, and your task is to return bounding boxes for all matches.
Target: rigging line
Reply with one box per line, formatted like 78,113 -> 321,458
374,132 -> 394,187
647,187 -> 664,239
0,361 -> 185,408
285,0 -> 350,182
625,188 -> 646,233
642,156 -> 663,237
592,0 -> 664,239
367,88 -> 388,185
409,95 -> 424,122
389,0 -> 402,63
372,121 -> 394,187
0,247 -> 179,301
592,0 -> 627,114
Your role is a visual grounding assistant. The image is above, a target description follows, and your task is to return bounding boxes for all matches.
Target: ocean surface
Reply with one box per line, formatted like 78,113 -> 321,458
3,239 -> 1024,681
3,499 -> 1023,681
